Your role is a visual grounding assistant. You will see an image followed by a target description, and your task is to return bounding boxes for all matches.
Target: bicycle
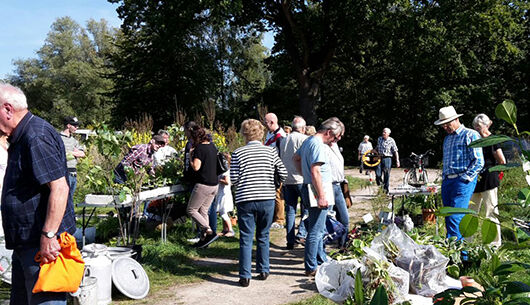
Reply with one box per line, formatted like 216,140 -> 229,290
403,149 -> 433,187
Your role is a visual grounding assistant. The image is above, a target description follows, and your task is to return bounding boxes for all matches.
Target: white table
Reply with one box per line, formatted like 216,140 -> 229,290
78,184 -> 188,245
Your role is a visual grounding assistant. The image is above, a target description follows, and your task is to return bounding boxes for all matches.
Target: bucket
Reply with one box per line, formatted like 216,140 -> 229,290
107,247 -> 135,261
83,244 -> 112,305
72,276 -> 98,305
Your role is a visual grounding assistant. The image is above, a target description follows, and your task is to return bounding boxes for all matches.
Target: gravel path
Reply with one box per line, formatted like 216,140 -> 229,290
149,167 -> 441,305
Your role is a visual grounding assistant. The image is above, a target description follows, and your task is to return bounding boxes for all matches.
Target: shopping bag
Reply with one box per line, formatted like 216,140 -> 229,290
32,232 -> 85,293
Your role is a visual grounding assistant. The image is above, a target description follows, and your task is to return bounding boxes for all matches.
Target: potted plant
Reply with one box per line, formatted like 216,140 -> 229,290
421,194 -> 438,224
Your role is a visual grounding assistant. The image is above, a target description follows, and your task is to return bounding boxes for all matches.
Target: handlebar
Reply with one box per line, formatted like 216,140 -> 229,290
409,150 -> 434,159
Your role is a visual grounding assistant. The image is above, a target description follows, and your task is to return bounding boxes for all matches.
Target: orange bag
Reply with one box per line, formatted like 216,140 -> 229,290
32,232 -> 85,293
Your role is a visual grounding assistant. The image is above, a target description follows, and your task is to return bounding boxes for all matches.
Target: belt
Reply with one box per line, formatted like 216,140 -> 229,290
445,173 -> 463,179
382,156 -> 392,158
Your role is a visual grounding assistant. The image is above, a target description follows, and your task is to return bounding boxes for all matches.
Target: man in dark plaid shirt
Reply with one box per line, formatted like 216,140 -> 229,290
113,134 -> 166,183
0,83 -> 76,304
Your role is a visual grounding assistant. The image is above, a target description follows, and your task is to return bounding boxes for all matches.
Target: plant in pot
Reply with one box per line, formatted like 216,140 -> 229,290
421,194 -> 438,224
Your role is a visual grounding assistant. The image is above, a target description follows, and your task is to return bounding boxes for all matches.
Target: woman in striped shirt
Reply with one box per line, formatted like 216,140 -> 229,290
230,119 -> 287,287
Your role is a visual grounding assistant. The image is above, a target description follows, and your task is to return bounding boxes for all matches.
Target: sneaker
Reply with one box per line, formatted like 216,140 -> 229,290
187,237 -> 200,244
198,233 -> 219,249
270,222 -> 284,230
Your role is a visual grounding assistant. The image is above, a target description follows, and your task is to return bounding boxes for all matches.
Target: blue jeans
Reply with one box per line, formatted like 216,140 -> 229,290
441,176 -> 477,240
284,184 -> 308,246
237,199 -> 275,279
302,184 -> 329,272
376,157 -> 392,192
11,248 -> 67,305
67,172 -> 77,205
208,199 -> 217,234
332,183 -> 349,247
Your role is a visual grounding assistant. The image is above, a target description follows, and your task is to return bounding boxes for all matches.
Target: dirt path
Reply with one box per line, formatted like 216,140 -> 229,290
150,167 -> 441,305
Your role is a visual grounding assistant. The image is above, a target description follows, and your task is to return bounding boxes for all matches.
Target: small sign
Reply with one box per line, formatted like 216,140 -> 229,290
362,213 -> 374,223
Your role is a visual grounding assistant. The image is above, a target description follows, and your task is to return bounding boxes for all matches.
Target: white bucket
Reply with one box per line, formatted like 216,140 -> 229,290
72,276 -> 98,305
107,247 -> 135,261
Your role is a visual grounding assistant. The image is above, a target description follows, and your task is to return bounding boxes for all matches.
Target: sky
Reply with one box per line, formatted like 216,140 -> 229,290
0,1 -> 275,80
0,0 -> 122,79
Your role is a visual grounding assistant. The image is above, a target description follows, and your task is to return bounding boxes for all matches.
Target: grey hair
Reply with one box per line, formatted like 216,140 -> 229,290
473,114 -> 492,129
157,129 -> 170,136
0,83 -> 27,110
318,117 -> 344,136
383,128 -> 391,134
292,116 -> 306,131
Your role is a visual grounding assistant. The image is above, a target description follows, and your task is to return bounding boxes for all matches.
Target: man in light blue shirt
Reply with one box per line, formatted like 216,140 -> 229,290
294,117 -> 343,276
435,106 -> 484,242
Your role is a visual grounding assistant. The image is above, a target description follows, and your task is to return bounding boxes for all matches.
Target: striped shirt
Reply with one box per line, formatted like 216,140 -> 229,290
442,124 -> 484,181
376,136 -> 398,157
230,141 -> 287,203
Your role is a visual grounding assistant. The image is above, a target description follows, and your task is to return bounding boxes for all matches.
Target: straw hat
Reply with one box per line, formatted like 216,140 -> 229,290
434,106 -> 463,125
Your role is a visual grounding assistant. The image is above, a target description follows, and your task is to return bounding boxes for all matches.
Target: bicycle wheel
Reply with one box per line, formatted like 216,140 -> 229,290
418,169 -> 429,185
404,170 -> 419,187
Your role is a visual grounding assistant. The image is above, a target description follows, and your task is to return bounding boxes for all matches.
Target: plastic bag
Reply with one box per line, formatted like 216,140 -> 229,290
363,248 -> 409,304
33,232 -> 85,293
316,259 -> 364,304
395,245 -> 449,296
369,223 -> 418,258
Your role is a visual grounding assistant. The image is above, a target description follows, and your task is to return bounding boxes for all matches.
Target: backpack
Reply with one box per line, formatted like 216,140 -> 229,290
216,152 -> 229,175
323,215 -> 347,245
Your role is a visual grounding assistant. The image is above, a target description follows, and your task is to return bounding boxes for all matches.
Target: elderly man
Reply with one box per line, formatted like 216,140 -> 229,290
113,134 -> 166,183
153,129 -> 177,166
264,112 -> 287,229
375,128 -> 400,192
0,83 -> 76,304
279,116 -> 309,250
295,117 -> 343,276
358,135 -> 373,174
434,106 -> 484,241
61,116 -> 85,205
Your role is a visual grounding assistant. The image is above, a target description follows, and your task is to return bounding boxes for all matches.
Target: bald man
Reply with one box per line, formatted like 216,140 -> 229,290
264,113 -> 287,229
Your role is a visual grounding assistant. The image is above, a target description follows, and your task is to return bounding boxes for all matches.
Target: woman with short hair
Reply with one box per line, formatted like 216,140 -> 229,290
230,119 -> 287,287
471,113 -> 506,247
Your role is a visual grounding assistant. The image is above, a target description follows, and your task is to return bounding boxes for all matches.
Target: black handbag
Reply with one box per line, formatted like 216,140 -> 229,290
216,152 -> 229,175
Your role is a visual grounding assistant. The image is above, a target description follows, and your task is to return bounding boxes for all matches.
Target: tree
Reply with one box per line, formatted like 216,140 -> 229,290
231,0 -> 373,124
9,17 -> 118,127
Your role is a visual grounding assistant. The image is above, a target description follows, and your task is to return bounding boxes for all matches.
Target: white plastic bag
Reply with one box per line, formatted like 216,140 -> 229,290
316,259 -> 364,304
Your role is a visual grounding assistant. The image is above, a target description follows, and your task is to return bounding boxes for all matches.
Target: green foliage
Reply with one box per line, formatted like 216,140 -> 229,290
8,17 -> 117,127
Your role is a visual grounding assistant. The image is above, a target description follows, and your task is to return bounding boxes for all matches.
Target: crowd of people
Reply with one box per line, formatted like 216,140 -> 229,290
0,80 -> 506,302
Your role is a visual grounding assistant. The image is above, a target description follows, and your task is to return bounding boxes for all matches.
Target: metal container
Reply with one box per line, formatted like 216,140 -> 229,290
82,244 -> 112,305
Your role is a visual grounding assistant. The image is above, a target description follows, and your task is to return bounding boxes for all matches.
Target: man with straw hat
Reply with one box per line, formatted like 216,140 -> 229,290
434,106 -> 484,246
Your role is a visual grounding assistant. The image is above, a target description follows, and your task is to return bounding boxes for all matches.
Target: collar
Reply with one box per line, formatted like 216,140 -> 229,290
247,140 -> 262,145
274,127 -> 281,134
453,124 -> 465,135
8,112 -> 34,145
60,131 -> 71,138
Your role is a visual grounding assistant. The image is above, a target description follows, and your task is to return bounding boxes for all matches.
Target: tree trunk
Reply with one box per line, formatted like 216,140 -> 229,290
298,76 -> 319,125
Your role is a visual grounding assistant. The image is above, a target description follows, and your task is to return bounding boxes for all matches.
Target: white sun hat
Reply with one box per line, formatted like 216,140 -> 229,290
434,106 -> 463,125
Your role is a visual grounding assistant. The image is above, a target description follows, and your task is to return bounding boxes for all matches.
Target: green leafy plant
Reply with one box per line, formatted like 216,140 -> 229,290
433,261 -> 530,305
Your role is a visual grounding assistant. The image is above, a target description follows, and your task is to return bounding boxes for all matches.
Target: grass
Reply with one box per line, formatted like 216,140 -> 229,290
345,175 -> 372,192
287,294 -> 335,305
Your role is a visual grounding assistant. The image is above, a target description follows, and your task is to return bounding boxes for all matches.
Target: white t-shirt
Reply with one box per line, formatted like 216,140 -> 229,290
214,170 -> 234,215
358,141 -> 373,155
153,145 -> 177,166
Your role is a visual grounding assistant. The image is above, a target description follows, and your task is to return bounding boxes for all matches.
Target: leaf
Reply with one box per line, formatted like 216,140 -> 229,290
481,219 -> 498,244
468,135 -> 513,148
369,285 -> 388,305
495,100 -> 517,125
489,163 -> 522,171
518,188 -> 530,206
504,281 -> 530,294
522,131 -> 530,137
447,264 -> 460,278
461,286 -> 482,294
354,269 -> 364,305
494,262 -> 530,276
460,214 -> 479,238
436,207 -> 477,216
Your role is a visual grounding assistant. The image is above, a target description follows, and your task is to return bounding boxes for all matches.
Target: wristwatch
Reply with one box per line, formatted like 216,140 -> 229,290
42,231 -> 56,239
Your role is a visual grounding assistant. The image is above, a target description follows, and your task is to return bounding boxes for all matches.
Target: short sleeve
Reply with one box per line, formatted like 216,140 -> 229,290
30,135 -> 66,185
